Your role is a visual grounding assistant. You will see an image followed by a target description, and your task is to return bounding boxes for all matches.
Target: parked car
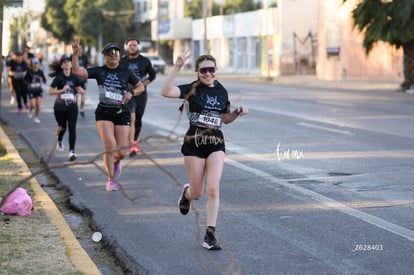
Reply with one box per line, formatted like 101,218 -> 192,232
141,53 -> 166,74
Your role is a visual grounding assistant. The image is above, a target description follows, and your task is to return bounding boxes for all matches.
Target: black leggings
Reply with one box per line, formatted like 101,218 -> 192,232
54,104 -> 78,152
12,79 -> 27,109
129,92 -> 147,140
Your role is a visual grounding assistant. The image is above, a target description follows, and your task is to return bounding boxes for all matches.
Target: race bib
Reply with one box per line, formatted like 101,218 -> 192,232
198,114 -> 221,127
105,91 -> 123,102
61,93 -> 75,100
30,83 -> 41,89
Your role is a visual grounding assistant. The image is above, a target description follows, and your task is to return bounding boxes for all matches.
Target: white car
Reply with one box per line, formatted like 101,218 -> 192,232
142,53 -> 166,74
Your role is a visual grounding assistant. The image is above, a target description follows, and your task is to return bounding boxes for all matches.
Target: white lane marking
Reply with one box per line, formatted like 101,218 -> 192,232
225,158 -> 414,242
298,122 -> 353,136
316,100 -> 354,107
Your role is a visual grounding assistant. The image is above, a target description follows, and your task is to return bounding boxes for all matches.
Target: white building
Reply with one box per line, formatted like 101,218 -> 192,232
147,0 -> 319,77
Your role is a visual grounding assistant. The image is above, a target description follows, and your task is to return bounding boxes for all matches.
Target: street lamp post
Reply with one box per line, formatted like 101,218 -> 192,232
263,0 -> 272,80
202,0 -> 211,54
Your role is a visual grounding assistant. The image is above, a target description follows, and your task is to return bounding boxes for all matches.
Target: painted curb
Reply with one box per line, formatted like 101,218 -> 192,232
0,126 -> 101,275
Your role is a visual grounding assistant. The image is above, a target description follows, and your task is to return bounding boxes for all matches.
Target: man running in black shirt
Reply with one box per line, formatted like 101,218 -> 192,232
121,38 -> 156,156
7,52 -> 29,113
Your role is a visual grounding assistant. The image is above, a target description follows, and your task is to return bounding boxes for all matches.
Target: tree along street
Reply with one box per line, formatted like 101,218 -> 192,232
1,75 -> 413,274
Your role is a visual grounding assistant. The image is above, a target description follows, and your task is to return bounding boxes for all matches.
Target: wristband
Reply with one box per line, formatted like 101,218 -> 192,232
129,90 -> 134,96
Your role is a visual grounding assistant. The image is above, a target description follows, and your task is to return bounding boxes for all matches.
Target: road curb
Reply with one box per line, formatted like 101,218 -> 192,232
0,125 -> 101,275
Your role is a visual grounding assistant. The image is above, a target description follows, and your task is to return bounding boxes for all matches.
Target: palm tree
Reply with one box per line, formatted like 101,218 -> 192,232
345,0 -> 414,89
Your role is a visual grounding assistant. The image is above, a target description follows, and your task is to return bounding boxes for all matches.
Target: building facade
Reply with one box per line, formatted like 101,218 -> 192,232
149,0 -> 319,77
147,0 -> 403,80
317,0 -> 403,81
5,0 -> 400,80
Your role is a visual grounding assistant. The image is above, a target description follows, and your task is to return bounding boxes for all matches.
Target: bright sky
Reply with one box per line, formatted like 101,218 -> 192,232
2,0 -> 45,55
24,0 -> 45,12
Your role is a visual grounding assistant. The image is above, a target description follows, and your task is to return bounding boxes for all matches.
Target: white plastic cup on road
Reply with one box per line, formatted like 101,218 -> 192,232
92,232 -> 102,242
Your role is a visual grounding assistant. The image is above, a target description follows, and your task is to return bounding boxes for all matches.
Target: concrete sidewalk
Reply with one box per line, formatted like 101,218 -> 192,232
227,74 -> 403,91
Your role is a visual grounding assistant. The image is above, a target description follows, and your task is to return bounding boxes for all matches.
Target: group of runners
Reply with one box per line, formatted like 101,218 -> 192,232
5,37 -> 249,250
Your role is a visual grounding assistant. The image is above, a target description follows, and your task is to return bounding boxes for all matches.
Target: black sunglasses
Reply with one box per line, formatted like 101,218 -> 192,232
105,49 -> 120,57
198,67 -> 216,74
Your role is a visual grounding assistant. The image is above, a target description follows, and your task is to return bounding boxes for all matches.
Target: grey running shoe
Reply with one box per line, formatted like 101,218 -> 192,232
203,232 -> 222,250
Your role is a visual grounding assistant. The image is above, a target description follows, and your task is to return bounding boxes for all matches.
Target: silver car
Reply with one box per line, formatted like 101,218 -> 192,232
142,53 -> 166,74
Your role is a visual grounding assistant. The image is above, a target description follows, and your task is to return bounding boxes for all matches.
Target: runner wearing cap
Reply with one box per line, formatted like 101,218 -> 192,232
48,54 -> 86,162
25,58 -> 46,123
71,39 -> 145,191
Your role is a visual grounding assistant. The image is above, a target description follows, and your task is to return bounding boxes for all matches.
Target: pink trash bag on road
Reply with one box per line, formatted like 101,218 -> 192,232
1,187 -> 33,217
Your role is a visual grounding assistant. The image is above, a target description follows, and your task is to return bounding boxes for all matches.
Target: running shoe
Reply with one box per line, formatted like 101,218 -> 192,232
178,183 -> 190,215
28,109 -> 33,118
18,108 -> 22,114
10,96 -> 15,105
68,151 -> 77,161
80,111 -> 85,118
203,232 -> 222,250
24,103 -> 29,109
114,161 -> 121,177
106,178 -> 118,191
129,141 -> 141,157
34,117 -> 40,123
56,141 -> 64,152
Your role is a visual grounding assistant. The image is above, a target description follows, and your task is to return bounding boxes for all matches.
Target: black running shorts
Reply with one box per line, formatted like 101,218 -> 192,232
181,125 -> 225,159
95,104 -> 131,126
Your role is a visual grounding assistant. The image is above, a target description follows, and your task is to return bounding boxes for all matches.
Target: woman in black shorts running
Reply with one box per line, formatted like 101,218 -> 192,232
48,54 -> 85,162
25,58 -> 46,123
161,51 -> 248,250
71,39 -> 145,191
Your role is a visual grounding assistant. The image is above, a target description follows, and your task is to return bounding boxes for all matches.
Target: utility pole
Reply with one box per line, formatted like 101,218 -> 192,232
262,0 -> 272,80
202,0 -> 209,54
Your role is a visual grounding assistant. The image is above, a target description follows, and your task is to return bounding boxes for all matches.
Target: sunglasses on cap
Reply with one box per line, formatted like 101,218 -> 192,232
105,49 -> 120,57
198,67 -> 217,75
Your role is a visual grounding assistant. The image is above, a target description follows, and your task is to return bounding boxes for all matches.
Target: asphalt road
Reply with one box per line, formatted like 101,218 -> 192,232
1,73 -> 413,275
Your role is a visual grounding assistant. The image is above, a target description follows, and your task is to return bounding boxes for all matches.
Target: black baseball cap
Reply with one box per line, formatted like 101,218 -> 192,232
60,54 -> 71,64
101,43 -> 121,54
